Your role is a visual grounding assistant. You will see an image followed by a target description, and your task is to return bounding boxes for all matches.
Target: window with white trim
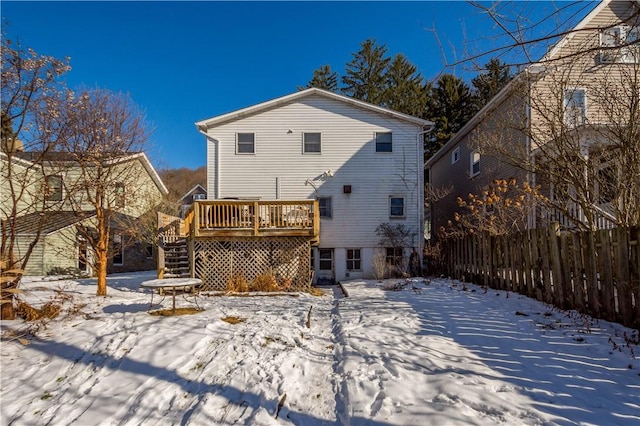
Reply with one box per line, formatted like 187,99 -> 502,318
318,248 -> 333,270
600,25 -> 639,64
318,197 -> 332,218
564,89 -> 586,127
114,182 -> 125,208
389,196 -> 405,218
346,249 -> 362,271
451,147 -> 461,164
386,247 -> 403,266
303,132 -> 321,153
237,133 -> 255,154
45,175 -> 63,201
470,151 -> 480,177
113,234 -> 123,265
375,132 -> 392,152
597,162 -> 617,205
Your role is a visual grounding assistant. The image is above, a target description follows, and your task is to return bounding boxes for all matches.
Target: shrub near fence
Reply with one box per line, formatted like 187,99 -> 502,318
441,224 -> 640,329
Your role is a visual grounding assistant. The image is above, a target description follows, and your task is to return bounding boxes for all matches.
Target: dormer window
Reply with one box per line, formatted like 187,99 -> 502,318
600,25 -> 639,64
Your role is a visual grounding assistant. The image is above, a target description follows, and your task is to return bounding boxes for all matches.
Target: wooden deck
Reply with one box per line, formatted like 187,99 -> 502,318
185,200 -> 320,240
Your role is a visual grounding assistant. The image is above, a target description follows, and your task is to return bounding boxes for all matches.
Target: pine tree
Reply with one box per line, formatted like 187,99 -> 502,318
472,58 -> 513,109
425,74 -> 476,159
304,64 -> 339,91
341,39 -> 390,104
383,54 -> 427,117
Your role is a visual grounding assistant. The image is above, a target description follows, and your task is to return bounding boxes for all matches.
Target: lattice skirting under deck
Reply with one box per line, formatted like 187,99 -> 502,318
193,237 -> 311,291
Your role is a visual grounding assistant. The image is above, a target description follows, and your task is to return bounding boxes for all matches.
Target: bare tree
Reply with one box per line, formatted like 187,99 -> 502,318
437,1 -> 640,231
1,33 -> 70,270
1,34 -> 70,318
48,88 -> 158,296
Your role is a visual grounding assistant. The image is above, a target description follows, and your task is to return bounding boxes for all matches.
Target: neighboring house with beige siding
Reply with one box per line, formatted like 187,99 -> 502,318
427,0 -> 640,237
1,151 -> 168,275
195,88 -> 433,283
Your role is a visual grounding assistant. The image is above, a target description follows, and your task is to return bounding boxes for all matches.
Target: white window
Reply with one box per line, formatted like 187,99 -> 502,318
45,175 -> 63,201
389,196 -> 405,218
470,151 -> 481,177
451,147 -> 461,164
564,89 -> 586,127
375,132 -> 392,153
318,197 -> 332,218
346,249 -> 362,271
193,193 -> 206,201
114,182 -> 125,208
318,248 -> 333,270
237,133 -> 255,154
386,247 -> 403,266
303,132 -> 321,153
597,162 -> 617,205
113,234 -> 123,266
600,25 -> 639,63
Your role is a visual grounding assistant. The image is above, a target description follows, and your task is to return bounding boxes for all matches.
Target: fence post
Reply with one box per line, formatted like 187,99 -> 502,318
548,222 -> 565,308
571,233 -> 586,313
614,227 -> 634,327
631,227 -> 640,328
583,230 -> 600,318
596,229 -> 615,322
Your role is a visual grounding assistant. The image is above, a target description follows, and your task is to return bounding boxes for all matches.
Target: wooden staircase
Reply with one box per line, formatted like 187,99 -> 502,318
163,239 -> 190,278
157,212 -> 190,279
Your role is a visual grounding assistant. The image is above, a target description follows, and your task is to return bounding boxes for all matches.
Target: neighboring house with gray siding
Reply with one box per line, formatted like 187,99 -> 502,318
427,0 -> 639,237
196,88 -> 433,283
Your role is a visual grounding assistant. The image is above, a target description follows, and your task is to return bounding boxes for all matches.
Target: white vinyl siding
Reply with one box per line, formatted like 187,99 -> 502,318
204,93 -> 423,251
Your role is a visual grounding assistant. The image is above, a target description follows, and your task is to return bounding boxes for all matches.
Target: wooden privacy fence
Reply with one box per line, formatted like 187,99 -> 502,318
441,224 -> 639,329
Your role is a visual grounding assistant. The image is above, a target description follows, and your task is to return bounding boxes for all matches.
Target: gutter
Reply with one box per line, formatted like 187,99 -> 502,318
416,124 -> 435,261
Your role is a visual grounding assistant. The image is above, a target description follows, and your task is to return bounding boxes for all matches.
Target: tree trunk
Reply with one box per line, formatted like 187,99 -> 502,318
96,249 -> 108,296
1,299 -> 16,320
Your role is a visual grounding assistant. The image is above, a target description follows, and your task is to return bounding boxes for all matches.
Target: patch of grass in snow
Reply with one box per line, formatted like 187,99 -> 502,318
307,287 -> 325,296
40,392 -> 53,400
149,307 -> 204,316
221,316 -> 245,324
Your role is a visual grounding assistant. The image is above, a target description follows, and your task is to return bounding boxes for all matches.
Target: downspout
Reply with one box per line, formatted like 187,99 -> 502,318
416,124 -> 435,265
198,128 -> 219,199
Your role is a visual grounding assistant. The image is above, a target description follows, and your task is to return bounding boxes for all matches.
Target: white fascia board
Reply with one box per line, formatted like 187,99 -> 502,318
195,88 -> 433,130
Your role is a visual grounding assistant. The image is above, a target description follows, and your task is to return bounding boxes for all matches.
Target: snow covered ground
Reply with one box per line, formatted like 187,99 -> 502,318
1,271 -> 638,425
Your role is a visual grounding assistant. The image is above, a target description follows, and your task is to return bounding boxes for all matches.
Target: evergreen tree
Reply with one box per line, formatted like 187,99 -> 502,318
425,74 -> 476,159
472,58 -> 513,109
341,39 -> 390,104
304,64 -> 339,91
383,54 -> 427,117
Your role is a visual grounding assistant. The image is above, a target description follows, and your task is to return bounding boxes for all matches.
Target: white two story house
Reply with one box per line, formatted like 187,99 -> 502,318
194,88 -> 432,284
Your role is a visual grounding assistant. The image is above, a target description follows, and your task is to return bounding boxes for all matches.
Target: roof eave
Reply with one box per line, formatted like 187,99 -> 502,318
195,88 -> 433,130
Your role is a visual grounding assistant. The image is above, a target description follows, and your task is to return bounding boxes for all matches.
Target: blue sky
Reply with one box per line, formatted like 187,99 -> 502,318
2,1 -> 595,170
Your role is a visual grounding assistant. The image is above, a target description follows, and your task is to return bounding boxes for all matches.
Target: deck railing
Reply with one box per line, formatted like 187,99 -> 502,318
187,200 -> 320,238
